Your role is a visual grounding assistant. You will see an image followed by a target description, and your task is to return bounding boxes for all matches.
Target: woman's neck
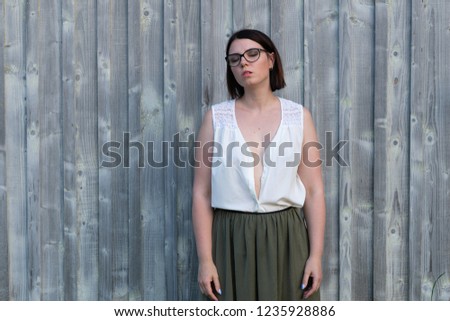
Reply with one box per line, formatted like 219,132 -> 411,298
239,88 -> 278,111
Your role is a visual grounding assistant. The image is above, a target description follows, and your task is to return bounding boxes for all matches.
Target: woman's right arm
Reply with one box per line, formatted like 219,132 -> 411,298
192,109 -> 221,301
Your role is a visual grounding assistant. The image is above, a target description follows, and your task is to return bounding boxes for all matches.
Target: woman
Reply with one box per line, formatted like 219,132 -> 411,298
192,29 -> 325,301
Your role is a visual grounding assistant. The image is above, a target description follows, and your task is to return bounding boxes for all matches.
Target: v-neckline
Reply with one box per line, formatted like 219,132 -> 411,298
232,97 -> 284,202
232,97 -> 283,148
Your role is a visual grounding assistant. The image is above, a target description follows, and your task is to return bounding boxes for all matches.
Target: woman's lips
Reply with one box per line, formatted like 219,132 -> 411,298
242,70 -> 252,77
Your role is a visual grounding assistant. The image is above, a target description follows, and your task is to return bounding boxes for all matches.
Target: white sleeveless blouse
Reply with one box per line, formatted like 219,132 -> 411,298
211,97 -> 306,213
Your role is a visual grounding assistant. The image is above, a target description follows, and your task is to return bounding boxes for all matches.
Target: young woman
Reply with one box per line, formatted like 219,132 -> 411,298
192,29 -> 325,301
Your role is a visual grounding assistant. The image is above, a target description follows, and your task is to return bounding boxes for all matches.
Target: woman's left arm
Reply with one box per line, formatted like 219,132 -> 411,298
297,107 -> 326,299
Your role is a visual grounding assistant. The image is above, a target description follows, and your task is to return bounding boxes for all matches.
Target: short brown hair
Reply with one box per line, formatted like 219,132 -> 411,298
225,29 -> 286,99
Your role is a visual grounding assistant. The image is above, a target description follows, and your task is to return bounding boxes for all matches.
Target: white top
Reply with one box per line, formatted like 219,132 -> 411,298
210,97 -> 306,213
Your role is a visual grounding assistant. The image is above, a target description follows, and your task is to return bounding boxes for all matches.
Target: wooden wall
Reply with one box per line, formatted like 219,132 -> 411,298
1,0 -> 449,301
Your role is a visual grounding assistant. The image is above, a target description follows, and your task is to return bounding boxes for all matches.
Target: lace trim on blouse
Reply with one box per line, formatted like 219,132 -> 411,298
212,100 -> 236,129
211,98 -> 303,129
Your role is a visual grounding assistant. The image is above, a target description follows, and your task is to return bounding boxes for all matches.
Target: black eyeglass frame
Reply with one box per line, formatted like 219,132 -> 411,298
225,48 -> 270,67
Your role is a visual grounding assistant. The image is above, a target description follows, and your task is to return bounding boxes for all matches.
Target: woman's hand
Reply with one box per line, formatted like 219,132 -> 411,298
198,260 -> 222,301
301,256 -> 322,299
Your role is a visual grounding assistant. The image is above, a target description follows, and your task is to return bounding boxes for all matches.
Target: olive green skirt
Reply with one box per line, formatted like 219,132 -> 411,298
212,207 -> 320,301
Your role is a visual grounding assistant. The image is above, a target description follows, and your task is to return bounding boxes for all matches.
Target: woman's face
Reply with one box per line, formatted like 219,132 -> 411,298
227,38 -> 274,91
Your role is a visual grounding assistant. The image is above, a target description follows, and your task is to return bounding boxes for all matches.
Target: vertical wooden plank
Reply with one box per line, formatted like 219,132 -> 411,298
164,0 -> 202,300
271,0 -> 303,103
232,0 -> 271,34
201,0 -> 231,106
338,0 -> 375,300
431,0 -> 450,301
173,0 -> 202,300
163,0 -> 178,299
410,0 -> 450,301
74,0 -> 99,300
126,0 -> 142,301
304,0 -> 340,301
0,0 -> 9,301
97,0 -> 112,301
25,0 -> 41,300
4,0 -> 28,300
62,0 -> 78,301
373,0 -> 411,300
97,0 -> 129,300
135,0 -> 165,300
36,0 -> 64,300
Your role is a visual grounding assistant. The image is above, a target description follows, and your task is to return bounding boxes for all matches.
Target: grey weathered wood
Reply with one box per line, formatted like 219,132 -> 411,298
38,0 -> 64,300
25,0 -> 41,300
339,0 -> 375,300
303,0 -> 340,300
201,0 -> 231,106
164,0 -> 203,300
426,0 -> 450,302
410,0 -> 450,301
233,0 -> 271,34
0,0 -> 9,301
171,0 -> 202,300
126,0 -> 142,301
373,0 -> 411,300
97,0 -> 129,301
430,0 -> 450,300
74,0 -> 99,300
62,0 -> 78,300
137,0 -> 166,300
1,0 -> 450,302
163,0 -> 177,300
4,0 -> 28,300
271,0 -> 303,104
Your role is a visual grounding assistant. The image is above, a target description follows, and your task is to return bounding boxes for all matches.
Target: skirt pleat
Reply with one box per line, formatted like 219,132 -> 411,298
212,207 -> 320,301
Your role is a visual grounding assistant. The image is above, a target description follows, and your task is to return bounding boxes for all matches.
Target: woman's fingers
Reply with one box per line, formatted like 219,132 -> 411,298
213,275 -> 222,297
301,257 -> 322,299
200,280 -> 218,301
198,262 -> 222,300
302,273 -> 322,299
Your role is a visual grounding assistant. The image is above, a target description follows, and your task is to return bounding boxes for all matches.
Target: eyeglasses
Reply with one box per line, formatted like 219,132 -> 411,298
225,48 -> 269,67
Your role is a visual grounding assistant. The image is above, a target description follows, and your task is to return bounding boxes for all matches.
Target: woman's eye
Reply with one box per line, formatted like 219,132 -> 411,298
229,57 -> 239,63
247,50 -> 258,57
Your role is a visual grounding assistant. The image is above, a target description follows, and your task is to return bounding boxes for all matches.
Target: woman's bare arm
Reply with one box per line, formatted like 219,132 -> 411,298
192,109 -> 221,300
297,107 -> 326,299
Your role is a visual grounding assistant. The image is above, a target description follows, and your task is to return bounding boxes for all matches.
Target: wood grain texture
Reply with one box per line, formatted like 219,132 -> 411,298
233,0 -> 270,34
339,0 -> 375,300
201,0 -> 231,106
0,0 -> 449,301
25,0 -> 41,300
163,0 -> 177,300
126,0 -> 142,301
271,0 -> 303,103
4,0 -> 28,300
73,0 -> 99,300
38,0 -> 64,300
97,0 -> 129,301
373,0 -> 411,301
62,0 -> 78,301
304,0 -> 340,300
410,0 -> 450,301
163,0 -> 203,300
0,0 -> 9,301
172,0 -> 202,301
